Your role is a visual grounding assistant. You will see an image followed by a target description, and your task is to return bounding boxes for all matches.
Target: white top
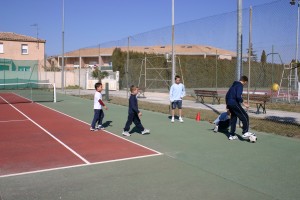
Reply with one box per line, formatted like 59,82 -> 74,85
93,91 -> 102,109
169,83 -> 186,102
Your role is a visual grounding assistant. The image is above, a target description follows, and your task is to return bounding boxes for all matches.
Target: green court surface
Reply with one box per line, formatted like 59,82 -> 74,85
1,93 -> 300,200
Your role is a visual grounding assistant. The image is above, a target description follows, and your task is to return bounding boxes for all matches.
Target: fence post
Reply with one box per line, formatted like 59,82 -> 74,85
105,82 -> 109,101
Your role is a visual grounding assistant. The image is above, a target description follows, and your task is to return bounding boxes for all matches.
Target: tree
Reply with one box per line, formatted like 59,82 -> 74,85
112,48 -> 125,75
260,50 -> 267,65
91,67 -> 109,82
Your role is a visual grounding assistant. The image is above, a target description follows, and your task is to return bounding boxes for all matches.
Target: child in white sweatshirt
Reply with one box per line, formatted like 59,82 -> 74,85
169,75 -> 186,123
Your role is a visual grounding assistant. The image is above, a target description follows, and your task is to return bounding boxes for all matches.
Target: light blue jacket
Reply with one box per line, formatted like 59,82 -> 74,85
169,83 -> 185,102
213,112 -> 230,125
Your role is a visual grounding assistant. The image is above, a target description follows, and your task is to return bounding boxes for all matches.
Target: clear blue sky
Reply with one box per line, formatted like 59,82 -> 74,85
1,0 -> 279,56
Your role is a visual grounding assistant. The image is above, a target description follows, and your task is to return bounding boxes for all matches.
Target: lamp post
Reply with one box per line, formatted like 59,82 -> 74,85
171,0 -> 175,85
61,0 -> 65,92
290,0 -> 299,90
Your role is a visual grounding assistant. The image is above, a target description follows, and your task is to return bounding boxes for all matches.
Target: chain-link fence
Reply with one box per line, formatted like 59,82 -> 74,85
3,0 -> 296,136
119,0 -> 299,136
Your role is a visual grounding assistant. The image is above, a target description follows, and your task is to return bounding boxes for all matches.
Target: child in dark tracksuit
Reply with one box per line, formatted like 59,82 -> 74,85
122,85 -> 150,136
225,76 -> 254,140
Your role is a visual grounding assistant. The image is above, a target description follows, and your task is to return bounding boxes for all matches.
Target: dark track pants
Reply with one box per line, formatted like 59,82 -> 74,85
227,104 -> 249,135
91,109 -> 104,128
124,113 -> 144,132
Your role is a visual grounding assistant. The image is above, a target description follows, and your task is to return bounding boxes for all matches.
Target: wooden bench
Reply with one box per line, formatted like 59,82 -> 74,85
243,93 -> 271,114
194,90 -> 221,104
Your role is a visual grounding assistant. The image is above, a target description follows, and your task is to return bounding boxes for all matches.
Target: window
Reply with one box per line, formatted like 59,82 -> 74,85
0,43 -> 3,53
21,44 -> 28,54
0,65 -> 9,71
18,66 -> 31,71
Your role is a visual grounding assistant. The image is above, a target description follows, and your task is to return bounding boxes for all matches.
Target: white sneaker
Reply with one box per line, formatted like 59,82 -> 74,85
90,127 -> 98,131
213,125 -> 219,132
228,135 -> 238,140
242,132 -> 255,138
97,125 -> 105,130
122,131 -> 131,136
171,117 -> 175,123
179,117 -> 184,123
141,129 -> 150,135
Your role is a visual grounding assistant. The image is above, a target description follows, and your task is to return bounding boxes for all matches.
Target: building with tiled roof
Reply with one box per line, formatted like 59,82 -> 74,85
48,44 -> 236,70
0,32 -> 45,43
0,32 -> 46,71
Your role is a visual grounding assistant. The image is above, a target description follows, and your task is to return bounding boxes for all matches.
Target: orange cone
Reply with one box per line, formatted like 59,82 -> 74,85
196,112 -> 201,121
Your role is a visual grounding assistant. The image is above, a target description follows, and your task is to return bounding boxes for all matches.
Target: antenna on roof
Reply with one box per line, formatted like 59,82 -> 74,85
30,23 -> 39,49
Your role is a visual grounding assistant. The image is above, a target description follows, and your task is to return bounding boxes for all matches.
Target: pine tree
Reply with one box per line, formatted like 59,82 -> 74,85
260,50 -> 267,64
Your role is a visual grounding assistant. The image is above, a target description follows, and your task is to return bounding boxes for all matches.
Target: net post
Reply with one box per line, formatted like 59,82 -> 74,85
53,83 -> 57,103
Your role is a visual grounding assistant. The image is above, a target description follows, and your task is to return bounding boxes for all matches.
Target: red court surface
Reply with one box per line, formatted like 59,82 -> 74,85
0,93 -> 160,177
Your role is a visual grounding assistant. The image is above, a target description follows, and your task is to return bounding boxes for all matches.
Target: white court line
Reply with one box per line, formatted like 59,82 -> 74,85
0,154 -> 160,178
0,119 -> 29,123
38,103 -> 163,155
0,96 -> 90,164
0,97 -> 162,178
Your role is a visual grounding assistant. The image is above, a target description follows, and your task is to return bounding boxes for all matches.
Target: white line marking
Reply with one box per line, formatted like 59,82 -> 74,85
37,103 -> 163,155
0,153 -> 161,178
0,96 -> 90,164
0,119 -> 29,123
0,97 -> 162,178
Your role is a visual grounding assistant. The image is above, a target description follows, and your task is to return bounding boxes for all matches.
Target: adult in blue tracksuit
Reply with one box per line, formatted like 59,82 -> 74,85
226,76 -> 252,140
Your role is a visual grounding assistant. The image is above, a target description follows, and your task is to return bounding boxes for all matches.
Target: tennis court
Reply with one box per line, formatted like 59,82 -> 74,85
0,92 -> 300,200
0,92 -> 160,178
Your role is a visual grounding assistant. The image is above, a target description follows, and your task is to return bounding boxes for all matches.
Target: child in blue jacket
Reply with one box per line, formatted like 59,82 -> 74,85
122,85 -> 150,136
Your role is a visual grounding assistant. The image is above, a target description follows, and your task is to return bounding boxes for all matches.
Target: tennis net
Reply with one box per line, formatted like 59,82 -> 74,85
0,82 -> 56,104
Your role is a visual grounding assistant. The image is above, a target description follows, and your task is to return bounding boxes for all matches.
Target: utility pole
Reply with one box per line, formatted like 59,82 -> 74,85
171,0 -> 175,85
236,0 -> 243,80
61,0 -> 65,91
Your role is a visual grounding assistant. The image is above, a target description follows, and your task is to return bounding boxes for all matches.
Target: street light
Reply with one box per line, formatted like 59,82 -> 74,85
61,0 -> 65,92
290,0 -> 299,90
171,0 -> 175,85
290,0 -> 296,5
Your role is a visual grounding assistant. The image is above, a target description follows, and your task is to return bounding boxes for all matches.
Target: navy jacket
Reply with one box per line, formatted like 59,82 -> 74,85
128,94 -> 139,114
225,81 -> 244,105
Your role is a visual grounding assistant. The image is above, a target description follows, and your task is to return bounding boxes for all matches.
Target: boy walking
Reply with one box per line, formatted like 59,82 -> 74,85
225,76 -> 254,140
169,75 -> 186,123
90,82 -> 108,131
122,85 -> 150,136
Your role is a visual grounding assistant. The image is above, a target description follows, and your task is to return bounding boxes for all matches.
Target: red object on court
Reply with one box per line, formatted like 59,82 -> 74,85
195,112 -> 201,121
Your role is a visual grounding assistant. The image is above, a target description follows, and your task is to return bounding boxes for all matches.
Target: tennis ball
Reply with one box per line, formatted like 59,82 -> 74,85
272,83 -> 279,92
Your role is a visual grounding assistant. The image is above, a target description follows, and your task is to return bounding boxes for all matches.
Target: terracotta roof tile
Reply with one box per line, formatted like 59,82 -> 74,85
0,32 -> 46,43
63,45 -> 236,57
